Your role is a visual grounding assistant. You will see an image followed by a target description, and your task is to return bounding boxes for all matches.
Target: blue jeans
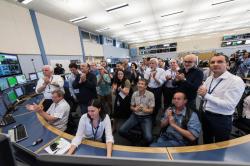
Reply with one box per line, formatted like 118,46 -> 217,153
118,113 -> 153,144
150,135 -> 185,147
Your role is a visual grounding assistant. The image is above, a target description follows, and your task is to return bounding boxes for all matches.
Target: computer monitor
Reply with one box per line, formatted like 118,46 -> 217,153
7,77 -> 18,88
14,87 -> 24,98
0,134 -> 16,166
23,82 -> 36,96
15,75 -> 27,84
0,96 -> 8,119
0,77 -> 9,91
37,71 -> 44,79
7,89 -> 17,104
29,73 -> 38,81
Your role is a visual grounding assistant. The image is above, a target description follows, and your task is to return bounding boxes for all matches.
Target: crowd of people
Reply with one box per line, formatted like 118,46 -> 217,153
25,51 -> 250,157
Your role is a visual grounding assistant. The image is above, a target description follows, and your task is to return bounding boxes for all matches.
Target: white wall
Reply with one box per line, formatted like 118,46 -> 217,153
47,55 -> 83,73
177,36 -> 222,52
18,54 -> 44,78
83,40 -> 104,57
103,45 -> 129,59
36,12 -> 82,56
0,1 -> 39,54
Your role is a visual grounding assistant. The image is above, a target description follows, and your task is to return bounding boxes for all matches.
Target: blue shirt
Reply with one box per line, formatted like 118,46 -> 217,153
237,58 -> 250,77
161,107 -> 201,145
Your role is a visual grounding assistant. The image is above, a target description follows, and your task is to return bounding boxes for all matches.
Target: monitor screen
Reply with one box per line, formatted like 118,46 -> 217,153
14,87 -> 24,98
0,53 -> 22,78
15,74 -> 27,84
23,82 -> 36,95
0,96 -> 8,118
36,71 -> 44,79
0,77 -> 9,91
7,77 -> 17,88
7,90 -> 17,104
29,73 -> 38,81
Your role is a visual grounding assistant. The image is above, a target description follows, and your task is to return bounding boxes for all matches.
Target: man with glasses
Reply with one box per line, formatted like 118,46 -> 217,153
36,65 -> 64,111
198,54 -> 245,143
173,54 -> 203,110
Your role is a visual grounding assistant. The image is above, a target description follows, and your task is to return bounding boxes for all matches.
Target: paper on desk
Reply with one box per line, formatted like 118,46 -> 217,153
44,138 -> 71,155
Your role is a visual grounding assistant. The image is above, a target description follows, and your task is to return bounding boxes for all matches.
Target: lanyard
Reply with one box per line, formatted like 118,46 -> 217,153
208,78 -> 223,94
91,120 -> 100,141
202,78 -> 223,111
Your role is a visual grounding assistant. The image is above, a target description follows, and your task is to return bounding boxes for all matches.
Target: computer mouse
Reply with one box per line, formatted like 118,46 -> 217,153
32,138 -> 43,146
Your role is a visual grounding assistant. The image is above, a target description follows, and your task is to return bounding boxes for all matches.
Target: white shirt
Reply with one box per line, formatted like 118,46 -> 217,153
68,71 -> 81,98
35,75 -> 64,99
164,69 -> 178,88
144,67 -> 166,88
243,96 -> 250,119
203,71 -> 245,115
47,99 -> 70,131
71,114 -> 114,147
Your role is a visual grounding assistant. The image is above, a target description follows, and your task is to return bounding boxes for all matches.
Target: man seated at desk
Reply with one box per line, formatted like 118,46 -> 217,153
26,89 -> 70,131
150,91 -> 201,147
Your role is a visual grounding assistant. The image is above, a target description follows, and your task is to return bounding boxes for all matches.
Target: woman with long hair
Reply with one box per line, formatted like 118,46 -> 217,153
67,99 -> 114,157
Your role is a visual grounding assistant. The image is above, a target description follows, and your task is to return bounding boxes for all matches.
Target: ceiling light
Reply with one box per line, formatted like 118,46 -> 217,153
106,3 -> 129,12
211,0 -> 234,6
96,27 -> 110,32
162,24 -> 180,28
124,21 -> 141,26
199,16 -> 220,22
70,16 -> 88,23
17,0 -> 33,4
161,11 -> 183,18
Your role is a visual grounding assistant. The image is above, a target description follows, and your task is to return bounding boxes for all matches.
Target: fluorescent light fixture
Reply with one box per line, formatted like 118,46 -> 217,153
70,16 -> 88,23
106,3 -> 129,12
96,27 -> 110,32
124,21 -> 141,26
17,0 -> 33,4
199,16 -> 220,22
162,24 -> 179,28
211,0 -> 234,6
161,11 -> 183,18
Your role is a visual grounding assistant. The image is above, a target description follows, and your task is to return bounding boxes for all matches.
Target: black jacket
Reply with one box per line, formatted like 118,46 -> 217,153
173,67 -> 204,101
73,72 -> 97,104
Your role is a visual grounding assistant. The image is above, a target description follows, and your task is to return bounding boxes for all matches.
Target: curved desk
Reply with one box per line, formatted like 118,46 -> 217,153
1,96 -> 250,162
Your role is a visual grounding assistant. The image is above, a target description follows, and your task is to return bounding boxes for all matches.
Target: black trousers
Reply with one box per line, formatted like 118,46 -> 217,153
202,111 -> 232,144
42,99 -> 53,112
147,87 -> 162,122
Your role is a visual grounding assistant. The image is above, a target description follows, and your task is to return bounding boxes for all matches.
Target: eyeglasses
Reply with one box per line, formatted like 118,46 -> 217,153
184,61 -> 193,64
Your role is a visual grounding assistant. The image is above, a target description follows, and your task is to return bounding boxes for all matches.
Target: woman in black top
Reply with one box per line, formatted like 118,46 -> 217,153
130,62 -> 140,92
112,70 -> 132,132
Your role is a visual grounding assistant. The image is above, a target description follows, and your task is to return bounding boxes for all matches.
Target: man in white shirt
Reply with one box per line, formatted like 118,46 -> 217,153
144,58 -> 165,123
198,54 -> 245,143
163,59 -> 179,109
35,65 -> 64,111
26,89 -> 70,131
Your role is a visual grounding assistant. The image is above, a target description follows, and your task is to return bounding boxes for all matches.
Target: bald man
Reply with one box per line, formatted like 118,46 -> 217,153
173,54 -> 203,109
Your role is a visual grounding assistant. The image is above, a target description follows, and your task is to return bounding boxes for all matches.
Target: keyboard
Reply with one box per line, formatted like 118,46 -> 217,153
8,124 -> 28,142
0,114 -> 16,126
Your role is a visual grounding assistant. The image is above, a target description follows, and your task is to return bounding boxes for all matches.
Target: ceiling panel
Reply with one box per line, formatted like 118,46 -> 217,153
8,0 -> 250,44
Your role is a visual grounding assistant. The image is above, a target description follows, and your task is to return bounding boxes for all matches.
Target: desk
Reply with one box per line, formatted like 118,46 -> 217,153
1,96 -> 250,162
